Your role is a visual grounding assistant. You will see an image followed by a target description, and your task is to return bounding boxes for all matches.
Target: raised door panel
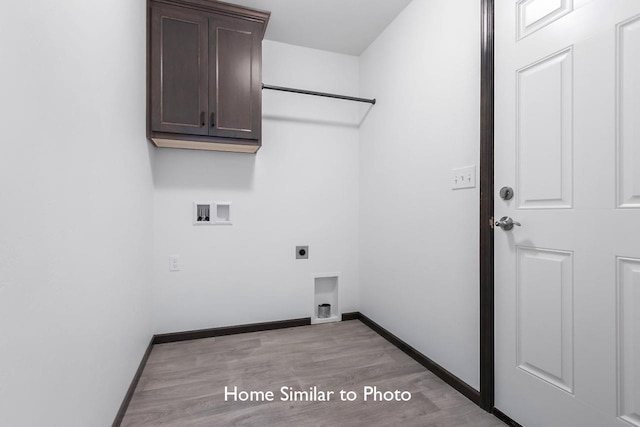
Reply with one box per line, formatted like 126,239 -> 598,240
517,0 -> 573,40
516,247 -> 574,394
617,15 -> 640,208
618,257 -> 640,426
151,4 -> 208,135
209,16 -> 261,141
517,48 -> 573,209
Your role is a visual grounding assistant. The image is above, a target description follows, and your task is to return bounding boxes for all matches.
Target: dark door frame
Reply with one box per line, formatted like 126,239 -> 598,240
479,0 -> 495,412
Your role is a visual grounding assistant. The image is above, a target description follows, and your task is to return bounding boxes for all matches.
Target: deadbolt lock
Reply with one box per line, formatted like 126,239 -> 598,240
499,186 -> 514,200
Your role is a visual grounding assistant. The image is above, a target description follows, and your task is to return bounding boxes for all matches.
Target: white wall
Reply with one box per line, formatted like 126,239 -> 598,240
0,1 -> 482,423
358,0 -> 481,389
0,1 -> 153,426
152,41 -> 360,333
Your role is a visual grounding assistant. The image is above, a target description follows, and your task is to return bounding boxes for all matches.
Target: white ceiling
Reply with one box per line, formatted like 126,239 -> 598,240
230,0 -> 413,55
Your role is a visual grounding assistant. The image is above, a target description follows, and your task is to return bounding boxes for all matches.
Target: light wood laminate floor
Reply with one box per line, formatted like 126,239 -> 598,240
121,320 -> 505,427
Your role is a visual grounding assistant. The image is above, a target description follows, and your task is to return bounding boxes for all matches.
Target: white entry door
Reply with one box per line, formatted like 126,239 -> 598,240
495,1 -> 640,426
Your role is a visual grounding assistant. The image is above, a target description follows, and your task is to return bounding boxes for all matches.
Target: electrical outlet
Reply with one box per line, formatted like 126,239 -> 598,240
169,255 -> 180,272
296,246 -> 309,259
452,165 -> 476,190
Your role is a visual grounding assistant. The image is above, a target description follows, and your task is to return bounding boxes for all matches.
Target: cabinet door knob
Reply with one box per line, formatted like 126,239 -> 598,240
200,111 -> 205,127
210,112 -> 215,128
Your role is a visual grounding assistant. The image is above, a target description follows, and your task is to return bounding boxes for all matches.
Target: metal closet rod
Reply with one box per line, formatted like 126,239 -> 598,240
262,83 -> 376,105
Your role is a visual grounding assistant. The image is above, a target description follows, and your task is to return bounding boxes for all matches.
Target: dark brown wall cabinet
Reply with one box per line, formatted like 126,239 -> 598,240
148,0 -> 269,153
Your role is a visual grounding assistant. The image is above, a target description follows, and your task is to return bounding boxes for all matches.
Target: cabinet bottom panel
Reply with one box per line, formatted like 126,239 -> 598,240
151,136 -> 260,154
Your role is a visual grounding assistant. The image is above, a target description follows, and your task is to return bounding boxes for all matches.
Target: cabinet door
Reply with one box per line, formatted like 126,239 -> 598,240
151,4 -> 208,135
209,16 -> 262,141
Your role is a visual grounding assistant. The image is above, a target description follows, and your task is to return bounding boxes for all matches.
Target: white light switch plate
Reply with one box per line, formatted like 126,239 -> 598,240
452,165 -> 476,189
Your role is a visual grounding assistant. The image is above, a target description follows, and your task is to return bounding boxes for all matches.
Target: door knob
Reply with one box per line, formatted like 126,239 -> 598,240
495,216 -> 521,231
